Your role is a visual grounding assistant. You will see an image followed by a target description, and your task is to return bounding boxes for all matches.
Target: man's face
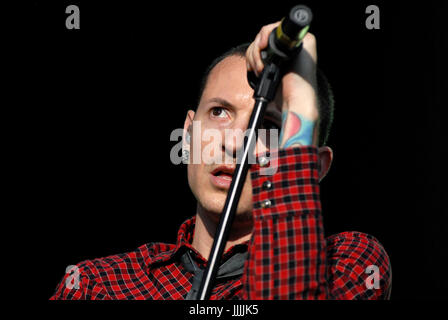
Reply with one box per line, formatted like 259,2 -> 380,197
185,56 -> 281,223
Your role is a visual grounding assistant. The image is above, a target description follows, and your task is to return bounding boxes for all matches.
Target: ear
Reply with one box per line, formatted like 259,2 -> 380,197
317,146 -> 333,182
183,110 -> 195,147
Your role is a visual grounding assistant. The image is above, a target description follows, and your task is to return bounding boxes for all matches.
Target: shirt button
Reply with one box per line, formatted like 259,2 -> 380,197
258,156 -> 269,167
262,180 -> 272,190
261,199 -> 272,208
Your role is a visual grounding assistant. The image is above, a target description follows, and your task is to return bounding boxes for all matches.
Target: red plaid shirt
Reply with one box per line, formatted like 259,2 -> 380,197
50,146 -> 392,300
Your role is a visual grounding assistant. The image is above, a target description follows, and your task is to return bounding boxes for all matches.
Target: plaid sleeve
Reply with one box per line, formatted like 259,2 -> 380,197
49,260 -> 110,300
241,146 -> 391,299
326,231 -> 392,299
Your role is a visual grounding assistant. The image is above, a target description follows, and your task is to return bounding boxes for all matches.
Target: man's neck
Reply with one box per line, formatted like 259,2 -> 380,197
192,207 -> 253,261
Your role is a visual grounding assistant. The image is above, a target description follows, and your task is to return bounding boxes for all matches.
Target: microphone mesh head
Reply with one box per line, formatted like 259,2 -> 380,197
291,5 -> 312,25
283,5 -> 313,39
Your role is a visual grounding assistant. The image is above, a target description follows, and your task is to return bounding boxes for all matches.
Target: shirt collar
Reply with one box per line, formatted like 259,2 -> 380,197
144,216 -> 248,269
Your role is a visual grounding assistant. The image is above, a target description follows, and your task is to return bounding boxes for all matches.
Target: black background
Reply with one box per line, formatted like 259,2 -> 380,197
11,0 -> 447,301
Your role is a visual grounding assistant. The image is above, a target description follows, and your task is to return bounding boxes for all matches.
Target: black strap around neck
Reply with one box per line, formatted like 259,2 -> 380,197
180,249 -> 248,300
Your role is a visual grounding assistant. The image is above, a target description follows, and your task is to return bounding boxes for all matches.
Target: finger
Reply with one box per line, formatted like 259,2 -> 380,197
245,41 -> 254,71
252,33 -> 263,75
247,40 -> 261,76
258,22 -> 280,50
253,22 -> 281,75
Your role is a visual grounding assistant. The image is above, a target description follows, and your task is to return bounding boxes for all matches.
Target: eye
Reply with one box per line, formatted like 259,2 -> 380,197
210,107 -> 228,119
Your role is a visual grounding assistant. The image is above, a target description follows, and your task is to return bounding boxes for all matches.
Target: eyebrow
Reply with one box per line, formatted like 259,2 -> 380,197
204,97 -> 237,110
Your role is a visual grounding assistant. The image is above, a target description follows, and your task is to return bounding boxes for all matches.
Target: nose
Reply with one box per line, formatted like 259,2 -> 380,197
222,126 -> 272,164
222,128 -> 245,162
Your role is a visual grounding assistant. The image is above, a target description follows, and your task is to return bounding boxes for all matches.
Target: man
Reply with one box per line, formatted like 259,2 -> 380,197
51,21 -> 392,300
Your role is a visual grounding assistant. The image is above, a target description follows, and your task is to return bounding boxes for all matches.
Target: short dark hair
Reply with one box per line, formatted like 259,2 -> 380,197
197,43 -> 335,146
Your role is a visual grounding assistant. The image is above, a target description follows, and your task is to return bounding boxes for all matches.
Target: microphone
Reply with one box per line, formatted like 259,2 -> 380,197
274,5 -> 313,51
248,5 -> 313,88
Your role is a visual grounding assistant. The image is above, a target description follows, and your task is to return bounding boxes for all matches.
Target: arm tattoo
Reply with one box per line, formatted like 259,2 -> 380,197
279,110 -> 316,147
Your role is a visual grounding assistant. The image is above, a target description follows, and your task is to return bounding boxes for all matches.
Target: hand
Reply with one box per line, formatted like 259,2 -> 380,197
246,22 -> 319,147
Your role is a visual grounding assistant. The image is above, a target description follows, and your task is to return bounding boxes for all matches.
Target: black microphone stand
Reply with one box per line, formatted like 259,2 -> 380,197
194,5 -> 313,300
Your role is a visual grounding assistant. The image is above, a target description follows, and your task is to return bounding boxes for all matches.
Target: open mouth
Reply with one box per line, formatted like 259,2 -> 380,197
211,166 -> 235,177
210,166 -> 235,188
